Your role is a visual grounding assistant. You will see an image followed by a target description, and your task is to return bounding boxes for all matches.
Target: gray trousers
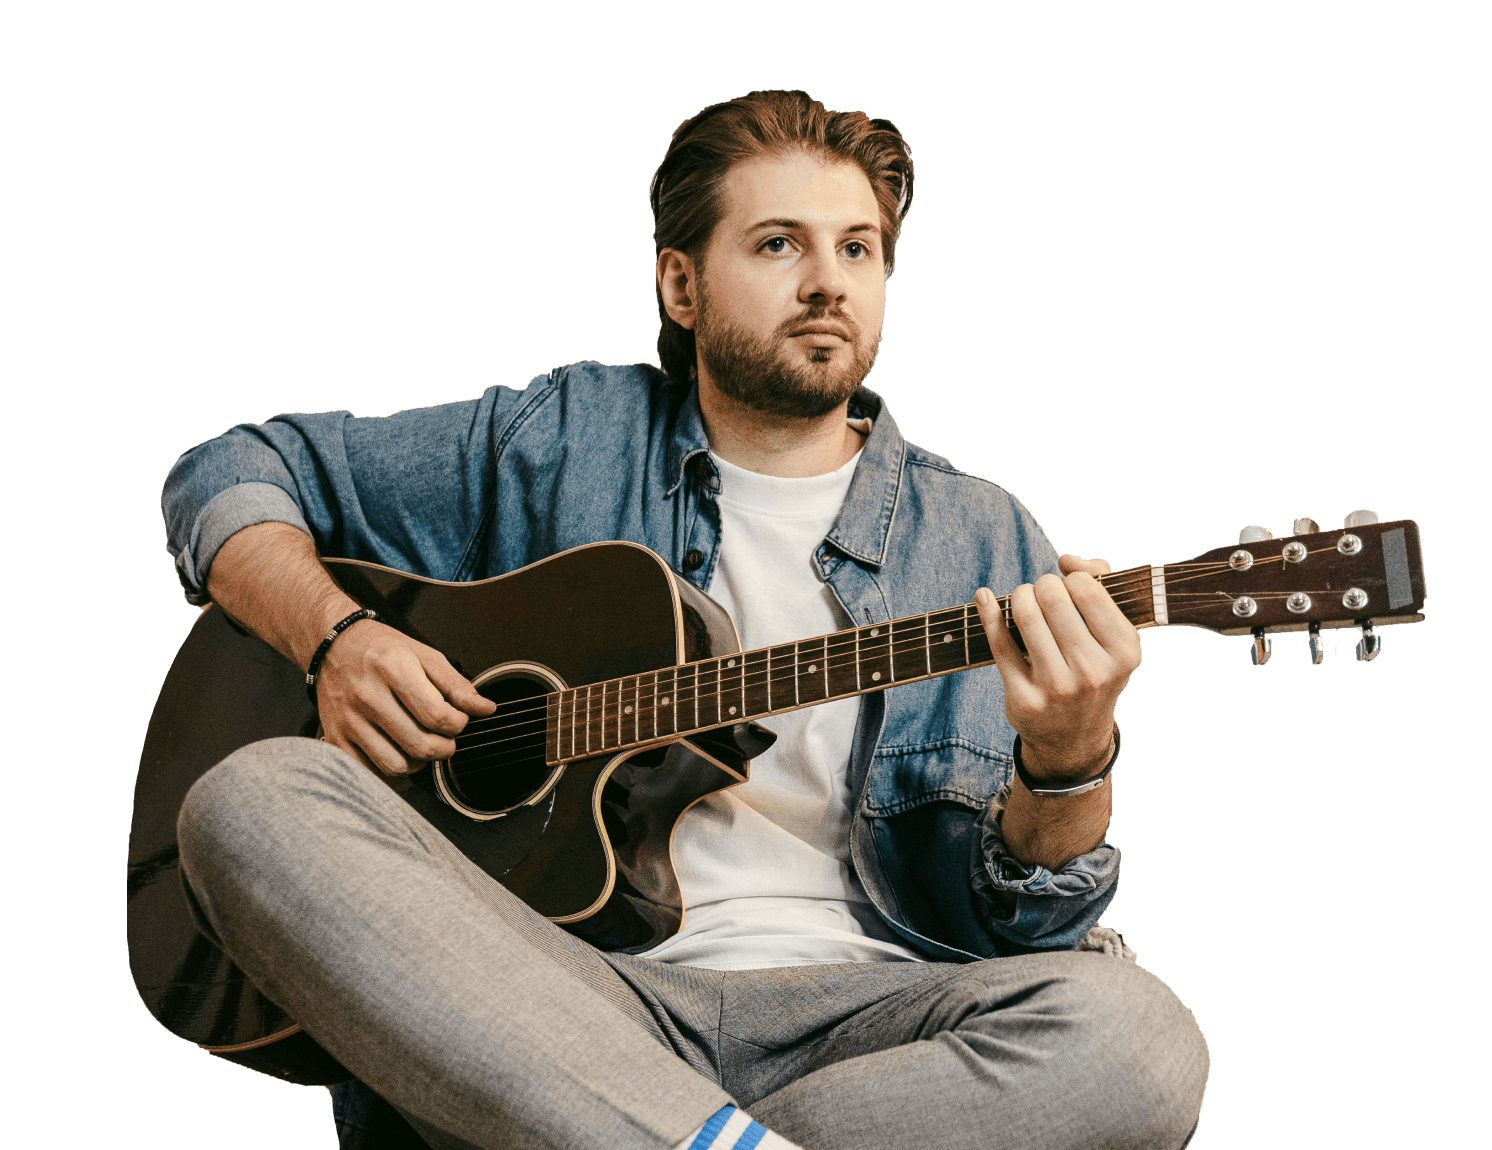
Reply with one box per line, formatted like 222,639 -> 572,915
178,738 -> 1208,1150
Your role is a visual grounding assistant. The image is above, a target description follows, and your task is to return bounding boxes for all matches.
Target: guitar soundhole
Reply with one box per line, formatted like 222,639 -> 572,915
439,666 -> 561,818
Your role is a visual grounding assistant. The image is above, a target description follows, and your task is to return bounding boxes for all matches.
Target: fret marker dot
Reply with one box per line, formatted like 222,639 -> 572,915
943,634 -> 953,643
808,664 -> 817,674
728,705 -> 737,715
870,628 -> 879,636
871,671 -> 881,681
624,705 -> 632,714
727,658 -> 736,667
661,697 -> 670,706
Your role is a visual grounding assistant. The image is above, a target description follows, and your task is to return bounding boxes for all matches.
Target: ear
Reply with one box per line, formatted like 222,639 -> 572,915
656,248 -> 699,331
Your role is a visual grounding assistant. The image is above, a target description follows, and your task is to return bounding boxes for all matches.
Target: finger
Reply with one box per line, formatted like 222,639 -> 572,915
337,713 -> 418,777
1058,553 -> 1111,577
384,652 -> 472,736
976,588 -> 1032,683
421,650 -> 498,717
1032,572 -> 1133,689
360,688 -> 460,763
1006,578 -> 1072,681
1063,572 -> 1143,667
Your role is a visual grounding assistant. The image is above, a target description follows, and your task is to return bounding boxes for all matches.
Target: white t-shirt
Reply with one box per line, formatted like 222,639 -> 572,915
638,444 -> 924,970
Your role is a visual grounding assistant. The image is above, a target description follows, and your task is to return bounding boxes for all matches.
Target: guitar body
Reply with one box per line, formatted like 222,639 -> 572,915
127,541 -> 759,1083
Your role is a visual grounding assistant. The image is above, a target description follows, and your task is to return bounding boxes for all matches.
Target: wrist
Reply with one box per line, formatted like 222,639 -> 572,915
1017,729 -> 1115,784
294,591 -> 363,671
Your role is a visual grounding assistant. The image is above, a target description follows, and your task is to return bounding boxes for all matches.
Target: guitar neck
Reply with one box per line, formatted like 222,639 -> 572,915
544,565 -> 1162,764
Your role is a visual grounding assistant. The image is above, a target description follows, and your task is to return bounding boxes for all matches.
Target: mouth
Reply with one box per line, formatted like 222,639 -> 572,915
787,322 -> 853,342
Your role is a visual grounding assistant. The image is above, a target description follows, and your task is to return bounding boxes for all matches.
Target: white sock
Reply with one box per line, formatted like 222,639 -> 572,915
673,1104 -> 802,1150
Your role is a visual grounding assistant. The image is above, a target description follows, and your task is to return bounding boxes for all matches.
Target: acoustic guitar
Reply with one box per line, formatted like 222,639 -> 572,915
127,514 -> 1425,1083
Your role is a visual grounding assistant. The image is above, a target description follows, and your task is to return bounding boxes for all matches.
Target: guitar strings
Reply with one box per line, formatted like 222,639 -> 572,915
445,549 -> 1346,765
452,554 -> 1242,740
450,553 -> 1296,751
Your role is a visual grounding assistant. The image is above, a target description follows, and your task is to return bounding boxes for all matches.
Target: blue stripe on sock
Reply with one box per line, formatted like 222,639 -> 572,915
688,1105 -> 737,1150
734,1120 -> 768,1150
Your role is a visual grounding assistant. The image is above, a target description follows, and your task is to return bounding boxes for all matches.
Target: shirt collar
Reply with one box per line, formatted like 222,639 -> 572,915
665,383 -> 907,569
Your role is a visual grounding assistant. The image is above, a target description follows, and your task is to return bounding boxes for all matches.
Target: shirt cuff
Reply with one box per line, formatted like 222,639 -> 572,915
969,782 -> 1121,950
174,481 -> 312,605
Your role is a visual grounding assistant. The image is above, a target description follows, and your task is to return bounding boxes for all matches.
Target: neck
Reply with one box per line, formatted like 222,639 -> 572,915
696,376 -> 864,477
523,565 -> 1162,766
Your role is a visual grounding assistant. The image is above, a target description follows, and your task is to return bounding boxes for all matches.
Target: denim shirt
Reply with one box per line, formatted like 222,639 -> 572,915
163,362 -> 1120,957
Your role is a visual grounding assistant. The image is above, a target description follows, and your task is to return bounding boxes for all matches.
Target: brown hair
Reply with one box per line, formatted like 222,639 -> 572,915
650,90 -> 914,385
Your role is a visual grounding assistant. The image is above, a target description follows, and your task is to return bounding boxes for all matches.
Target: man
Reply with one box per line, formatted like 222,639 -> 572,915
167,91 -> 1208,1150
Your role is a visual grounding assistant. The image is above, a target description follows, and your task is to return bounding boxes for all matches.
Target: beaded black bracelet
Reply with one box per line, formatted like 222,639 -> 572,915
305,608 -> 378,705
1013,725 -> 1121,798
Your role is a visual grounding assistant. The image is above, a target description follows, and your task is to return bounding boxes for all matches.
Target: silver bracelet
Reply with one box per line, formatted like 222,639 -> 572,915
1012,726 -> 1120,797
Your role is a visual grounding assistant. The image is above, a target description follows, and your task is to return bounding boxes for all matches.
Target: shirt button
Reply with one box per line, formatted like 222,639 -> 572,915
684,549 -> 704,572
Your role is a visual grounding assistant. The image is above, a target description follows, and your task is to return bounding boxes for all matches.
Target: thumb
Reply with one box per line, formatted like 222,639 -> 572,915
421,651 -> 498,716
1058,553 -> 1111,577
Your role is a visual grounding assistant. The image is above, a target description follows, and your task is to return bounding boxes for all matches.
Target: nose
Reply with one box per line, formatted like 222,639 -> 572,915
797,244 -> 845,308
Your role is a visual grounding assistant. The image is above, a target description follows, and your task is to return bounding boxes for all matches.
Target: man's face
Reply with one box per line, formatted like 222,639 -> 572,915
694,150 -> 887,419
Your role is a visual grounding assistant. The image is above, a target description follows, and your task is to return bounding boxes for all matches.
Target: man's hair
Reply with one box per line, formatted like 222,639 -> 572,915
650,90 -> 914,385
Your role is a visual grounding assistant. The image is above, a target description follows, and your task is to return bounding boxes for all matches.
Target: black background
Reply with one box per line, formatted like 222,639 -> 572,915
128,67 -> 1444,1145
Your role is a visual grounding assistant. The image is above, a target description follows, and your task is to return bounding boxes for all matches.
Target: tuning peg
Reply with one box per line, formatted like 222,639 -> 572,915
1308,621 -> 1325,664
1344,510 -> 1379,528
1251,627 -> 1272,665
1293,518 -> 1319,535
1355,621 -> 1382,662
1239,525 -> 1273,544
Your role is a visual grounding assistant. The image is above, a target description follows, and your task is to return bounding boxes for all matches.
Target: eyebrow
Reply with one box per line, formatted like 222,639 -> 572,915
745,218 -> 880,235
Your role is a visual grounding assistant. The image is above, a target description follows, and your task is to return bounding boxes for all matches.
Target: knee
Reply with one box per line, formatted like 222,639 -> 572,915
1051,956 -> 1208,1149
177,736 -> 361,888
954,955 -> 1208,1149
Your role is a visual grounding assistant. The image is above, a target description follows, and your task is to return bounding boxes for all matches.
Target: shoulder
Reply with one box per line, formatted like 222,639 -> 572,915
498,361 -> 688,432
901,440 -> 1042,528
892,440 -> 1059,585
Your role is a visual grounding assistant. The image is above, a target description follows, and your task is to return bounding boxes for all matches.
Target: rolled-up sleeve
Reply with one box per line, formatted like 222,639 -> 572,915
170,481 -> 312,604
968,784 -> 1120,950
162,383 -> 538,605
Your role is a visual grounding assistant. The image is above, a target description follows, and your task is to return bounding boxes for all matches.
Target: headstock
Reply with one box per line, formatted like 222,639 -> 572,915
1157,513 -> 1425,663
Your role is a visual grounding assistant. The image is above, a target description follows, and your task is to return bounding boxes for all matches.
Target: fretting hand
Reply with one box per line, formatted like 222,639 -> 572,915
977,555 -> 1141,783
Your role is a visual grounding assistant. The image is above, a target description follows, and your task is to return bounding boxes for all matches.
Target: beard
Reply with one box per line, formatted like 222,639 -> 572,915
694,279 -> 881,420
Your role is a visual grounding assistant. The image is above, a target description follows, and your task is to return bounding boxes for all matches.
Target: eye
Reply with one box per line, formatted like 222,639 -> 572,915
844,241 -> 869,259
762,236 -> 791,254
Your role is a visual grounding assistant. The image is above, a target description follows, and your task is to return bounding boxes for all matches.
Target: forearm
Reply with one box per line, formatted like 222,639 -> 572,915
206,522 -> 360,671
999,730 -> 1113,871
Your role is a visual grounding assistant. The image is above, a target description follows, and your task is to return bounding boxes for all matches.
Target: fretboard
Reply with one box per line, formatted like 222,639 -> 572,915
542,566 -> 1161,765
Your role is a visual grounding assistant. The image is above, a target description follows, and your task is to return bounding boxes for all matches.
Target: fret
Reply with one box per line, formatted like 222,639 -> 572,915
890,616 -> 925,683
688,662 -> 700,731
704,657 -> 718,725
767,644 -> 795,713
632,675 -> 641,744
741,649 -> 770,717
924,611 -> 932,676
825,629 -> 858,698
927,607 -> 968,673
859,623 -> 892,688
604,679 -> 617,750
968,606 -> 994,664
584,685 -> 594,756
963,604 -> 972,665
796,636 -> 828,704
725,655 -> 744,719
546,692 -> 559,763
